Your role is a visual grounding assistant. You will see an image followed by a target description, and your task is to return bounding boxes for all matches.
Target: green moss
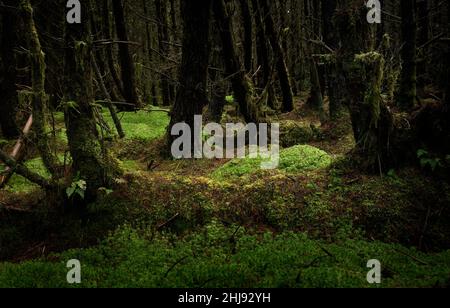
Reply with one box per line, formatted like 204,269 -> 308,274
225,95 -> 234,104
119,160 -> 142,172
103,109 -> 169,141
1,224 -> 449,288
212,145 -> 332,180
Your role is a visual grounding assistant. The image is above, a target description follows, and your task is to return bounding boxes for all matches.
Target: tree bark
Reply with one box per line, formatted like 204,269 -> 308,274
64,0 -> 118,201
0,148 -> 54,190
20,0 -> 60,176
252,0 -> 278,110
142,0 -> 158,106
213,0 -> 260,123
102,0 -> 124,100
112,0 -> 141,110
260,0 -> 294,112
155,0 -> 174,106
398,0 -> 417,110
239,0 -> 253,73
0,0 -> 19,139
168,0 -> 212,147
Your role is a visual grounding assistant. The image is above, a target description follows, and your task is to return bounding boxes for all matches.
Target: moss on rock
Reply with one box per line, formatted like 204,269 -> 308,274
212,145 -> 332,180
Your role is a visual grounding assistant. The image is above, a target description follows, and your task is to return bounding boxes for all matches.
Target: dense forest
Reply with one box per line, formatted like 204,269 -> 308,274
0,0 -> 449,289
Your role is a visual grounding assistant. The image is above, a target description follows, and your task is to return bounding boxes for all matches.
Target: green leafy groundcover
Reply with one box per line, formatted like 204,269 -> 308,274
212,145 -> 332,180
1,223 -> 449,288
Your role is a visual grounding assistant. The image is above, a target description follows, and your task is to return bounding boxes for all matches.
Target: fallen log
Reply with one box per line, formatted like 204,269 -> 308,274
0,148 -> 54,189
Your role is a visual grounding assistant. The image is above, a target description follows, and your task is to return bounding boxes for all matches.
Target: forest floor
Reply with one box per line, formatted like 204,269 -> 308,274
1,97 -> 450,288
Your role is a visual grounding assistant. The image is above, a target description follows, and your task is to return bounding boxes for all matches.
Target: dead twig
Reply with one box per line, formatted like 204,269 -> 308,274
157,213 -> 180,230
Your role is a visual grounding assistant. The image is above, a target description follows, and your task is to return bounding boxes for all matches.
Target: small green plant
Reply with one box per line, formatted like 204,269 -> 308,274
225,95 -> 234,104
66,177 -> 87,199
417,149 -> 442,172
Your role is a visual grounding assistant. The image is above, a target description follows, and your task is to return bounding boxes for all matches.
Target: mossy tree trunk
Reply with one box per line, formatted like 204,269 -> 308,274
398,0 -> 417,111
20,0 -> 60,176
64,1 -> 118,202
0,1 -> 19,139
334,3 -> 396,172
167,0 -> 212,147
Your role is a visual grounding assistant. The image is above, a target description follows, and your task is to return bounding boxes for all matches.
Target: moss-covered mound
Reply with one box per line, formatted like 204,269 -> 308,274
212,145 -> 332,180
280,120 -> 316,147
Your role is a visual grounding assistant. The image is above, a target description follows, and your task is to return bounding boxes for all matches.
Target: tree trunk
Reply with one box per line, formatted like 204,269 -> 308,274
102,0 -> 123,100
168,0 -> 212,147
320,0 -> 343,119
142,0 -> 158,106
213,0 -> 260,124
155,0 -> 174,106
306,55 -> 324,113
239,0 -> 253,73
252,0 -> 278,110
260,0 -> 294,112
112,0 -> 141,110
334,3 -> 395,172
417,0 -> 429,93
64,1 -> 118,202
398,0 -> 417,111
20,0 -> 60,176
0,0 -> 19,139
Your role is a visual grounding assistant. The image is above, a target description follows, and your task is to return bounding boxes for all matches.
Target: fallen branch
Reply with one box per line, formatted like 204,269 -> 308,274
157,213 -> 180,230
0,149 -> 54,189
92,55 -> 126,138
0,202 -> 34,213
0,114 -> 33,188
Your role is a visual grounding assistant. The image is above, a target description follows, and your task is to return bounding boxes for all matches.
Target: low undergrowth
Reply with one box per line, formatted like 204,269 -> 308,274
1,222 -> 449,288
1,109 -> 449,288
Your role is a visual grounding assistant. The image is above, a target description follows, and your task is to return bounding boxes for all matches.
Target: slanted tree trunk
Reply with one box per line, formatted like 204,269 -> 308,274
64,1 -> 118,202
213,0 -> 260,124
112,0 -> 140,110
398,0 -> 417,111
92,56 -> 125,138
260,0 -> 294,112
167,0 -> 212,147
20,0 -> 60,176
0,1 -> 19,139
